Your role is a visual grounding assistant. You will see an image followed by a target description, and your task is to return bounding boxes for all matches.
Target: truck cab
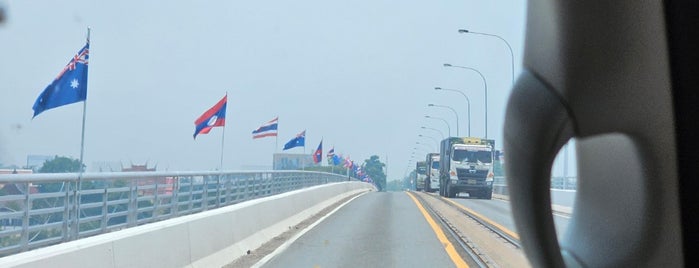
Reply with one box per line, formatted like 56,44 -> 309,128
439,137 -> 495,199
425,153 -> 440,192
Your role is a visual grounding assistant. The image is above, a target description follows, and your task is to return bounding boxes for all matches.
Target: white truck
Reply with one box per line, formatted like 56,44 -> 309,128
415,161 -> 427,191
425,153 -> 440,192
439,137 -> 495,199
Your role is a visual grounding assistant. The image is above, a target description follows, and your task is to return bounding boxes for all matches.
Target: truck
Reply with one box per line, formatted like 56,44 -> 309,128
415,161 -> 427,191
425,153 -> 440,192
439,137 -> 495,199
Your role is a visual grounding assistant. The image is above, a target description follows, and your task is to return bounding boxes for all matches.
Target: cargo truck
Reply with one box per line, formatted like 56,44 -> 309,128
425,153 -> 440,192
439,137 -> 495,199
415,161 -> 427,191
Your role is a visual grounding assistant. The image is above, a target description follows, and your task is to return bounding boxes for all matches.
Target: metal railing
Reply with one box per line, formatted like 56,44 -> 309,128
493,176 -> 577,190
0,170 -> 351,256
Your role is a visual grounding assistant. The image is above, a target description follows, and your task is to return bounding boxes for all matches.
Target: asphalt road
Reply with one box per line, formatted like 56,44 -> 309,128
260,191 -> 459,268
449,195 -> 571,240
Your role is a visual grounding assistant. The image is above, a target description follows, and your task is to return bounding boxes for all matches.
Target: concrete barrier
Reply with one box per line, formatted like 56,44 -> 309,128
0,181 -> 375,268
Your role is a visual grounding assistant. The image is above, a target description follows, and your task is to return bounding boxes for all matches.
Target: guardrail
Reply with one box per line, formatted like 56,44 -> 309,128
0,170 -> 352,256
493,176 -> 577,190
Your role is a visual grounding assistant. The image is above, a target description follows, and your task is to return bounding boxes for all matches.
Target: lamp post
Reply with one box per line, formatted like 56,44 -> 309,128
428,103 -> 459,136
415,141 -> 434,152
458,29 -> 515,86
443,63 -> 488,139
421,126 -> 445,140
435,87 -> 471,136
418,134 -> 440,148
424,115 -> 451,137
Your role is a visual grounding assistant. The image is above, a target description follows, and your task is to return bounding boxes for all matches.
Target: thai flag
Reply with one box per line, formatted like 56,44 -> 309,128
193,95 -> 227,139
252,117 -> 278,139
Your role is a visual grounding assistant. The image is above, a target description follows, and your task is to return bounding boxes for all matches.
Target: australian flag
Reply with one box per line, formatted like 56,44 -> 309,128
33,42 -> 89,118
193,95 -> 227,139
283,130 -> 305,150
313,140 -> 323,164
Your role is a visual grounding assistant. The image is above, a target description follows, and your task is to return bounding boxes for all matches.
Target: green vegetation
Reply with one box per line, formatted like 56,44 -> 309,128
38,156 -> 84,173
363,155 -> 386,192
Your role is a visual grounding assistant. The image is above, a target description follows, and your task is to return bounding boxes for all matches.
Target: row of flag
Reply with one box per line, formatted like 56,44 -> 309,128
31,33 -> 364,175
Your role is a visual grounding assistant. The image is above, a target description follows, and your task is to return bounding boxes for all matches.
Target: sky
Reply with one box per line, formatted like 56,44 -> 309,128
0,1 -> 576,179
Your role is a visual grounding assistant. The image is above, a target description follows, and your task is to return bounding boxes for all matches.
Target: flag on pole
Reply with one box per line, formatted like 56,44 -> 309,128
313,140 -> 323,164
32,42 -> 90,118
252,117 -> 278,139
283,130 -> 305,150
326,147 -> 335,164
332,154 -> 342,165
193,95 -> 227,139
344,157 -> 353,168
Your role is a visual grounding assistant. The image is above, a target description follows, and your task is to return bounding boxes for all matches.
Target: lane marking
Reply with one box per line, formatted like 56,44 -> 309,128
442,198 -> 521,240
406,192 -> 469,268
251,190 -> 370,268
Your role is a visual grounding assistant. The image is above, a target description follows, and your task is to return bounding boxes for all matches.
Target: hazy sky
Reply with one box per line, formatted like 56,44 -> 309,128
0,1 -> 575,179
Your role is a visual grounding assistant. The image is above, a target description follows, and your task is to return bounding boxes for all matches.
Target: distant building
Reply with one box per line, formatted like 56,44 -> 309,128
272,153 -> 318,170
90,161 -> 123,172
25,155 -> 55,171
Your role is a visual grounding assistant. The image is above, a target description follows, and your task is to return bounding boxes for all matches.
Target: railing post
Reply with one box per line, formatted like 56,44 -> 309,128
153,180 -> 160,219
202,176 -> 209,212
62,181 -> 71,242
215,174 -> 222,208
127,179 -> 137,227
100,185 -> 108,232
172,177 -> 179,217
20,182 -> 30,251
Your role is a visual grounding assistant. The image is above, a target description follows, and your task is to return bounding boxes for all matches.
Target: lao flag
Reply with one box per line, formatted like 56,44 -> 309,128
33,42 -> 89,118
193,95 -> 227,139
313,140 -> 323,164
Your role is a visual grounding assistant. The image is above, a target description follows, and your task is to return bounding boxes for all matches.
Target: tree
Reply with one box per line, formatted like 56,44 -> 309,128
363,155 -> 386,191
38,156 -> 84,173
37,156 -> 85,193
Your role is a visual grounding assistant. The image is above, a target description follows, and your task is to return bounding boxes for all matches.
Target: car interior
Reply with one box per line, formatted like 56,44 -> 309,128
503,0 -> 696,267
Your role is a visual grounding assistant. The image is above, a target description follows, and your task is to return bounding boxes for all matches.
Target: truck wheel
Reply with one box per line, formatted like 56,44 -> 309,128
447,185 -> 456,198
483,190 -> 492,200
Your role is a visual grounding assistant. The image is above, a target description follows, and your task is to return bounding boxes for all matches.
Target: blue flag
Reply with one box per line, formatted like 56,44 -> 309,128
33,42 -> 90,118
283,130 -> 305,150
332,155 -> 342,166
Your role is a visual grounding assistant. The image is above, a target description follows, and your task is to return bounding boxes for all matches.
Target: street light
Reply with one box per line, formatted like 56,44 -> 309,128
424,115 -> 451,137
415,141 -> 434,152
458,29 -> 515,86
435,87 -> 471,136
421,126 -> 445,139
418,134 -> 439,147
443,63 -> 488,139
428,103 -> 459,136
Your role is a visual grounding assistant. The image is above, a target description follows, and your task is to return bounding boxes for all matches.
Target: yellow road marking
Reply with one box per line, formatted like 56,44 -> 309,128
406,192 -> 469,268
442,197 -> 520,240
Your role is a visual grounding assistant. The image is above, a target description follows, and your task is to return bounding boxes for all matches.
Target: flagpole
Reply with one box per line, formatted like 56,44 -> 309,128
220,92 -> 227,171
74,27 -> 90,239
275,115 -> 279,153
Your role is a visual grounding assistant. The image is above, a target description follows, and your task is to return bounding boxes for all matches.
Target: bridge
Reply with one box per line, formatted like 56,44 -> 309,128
0,171 -> 574,267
